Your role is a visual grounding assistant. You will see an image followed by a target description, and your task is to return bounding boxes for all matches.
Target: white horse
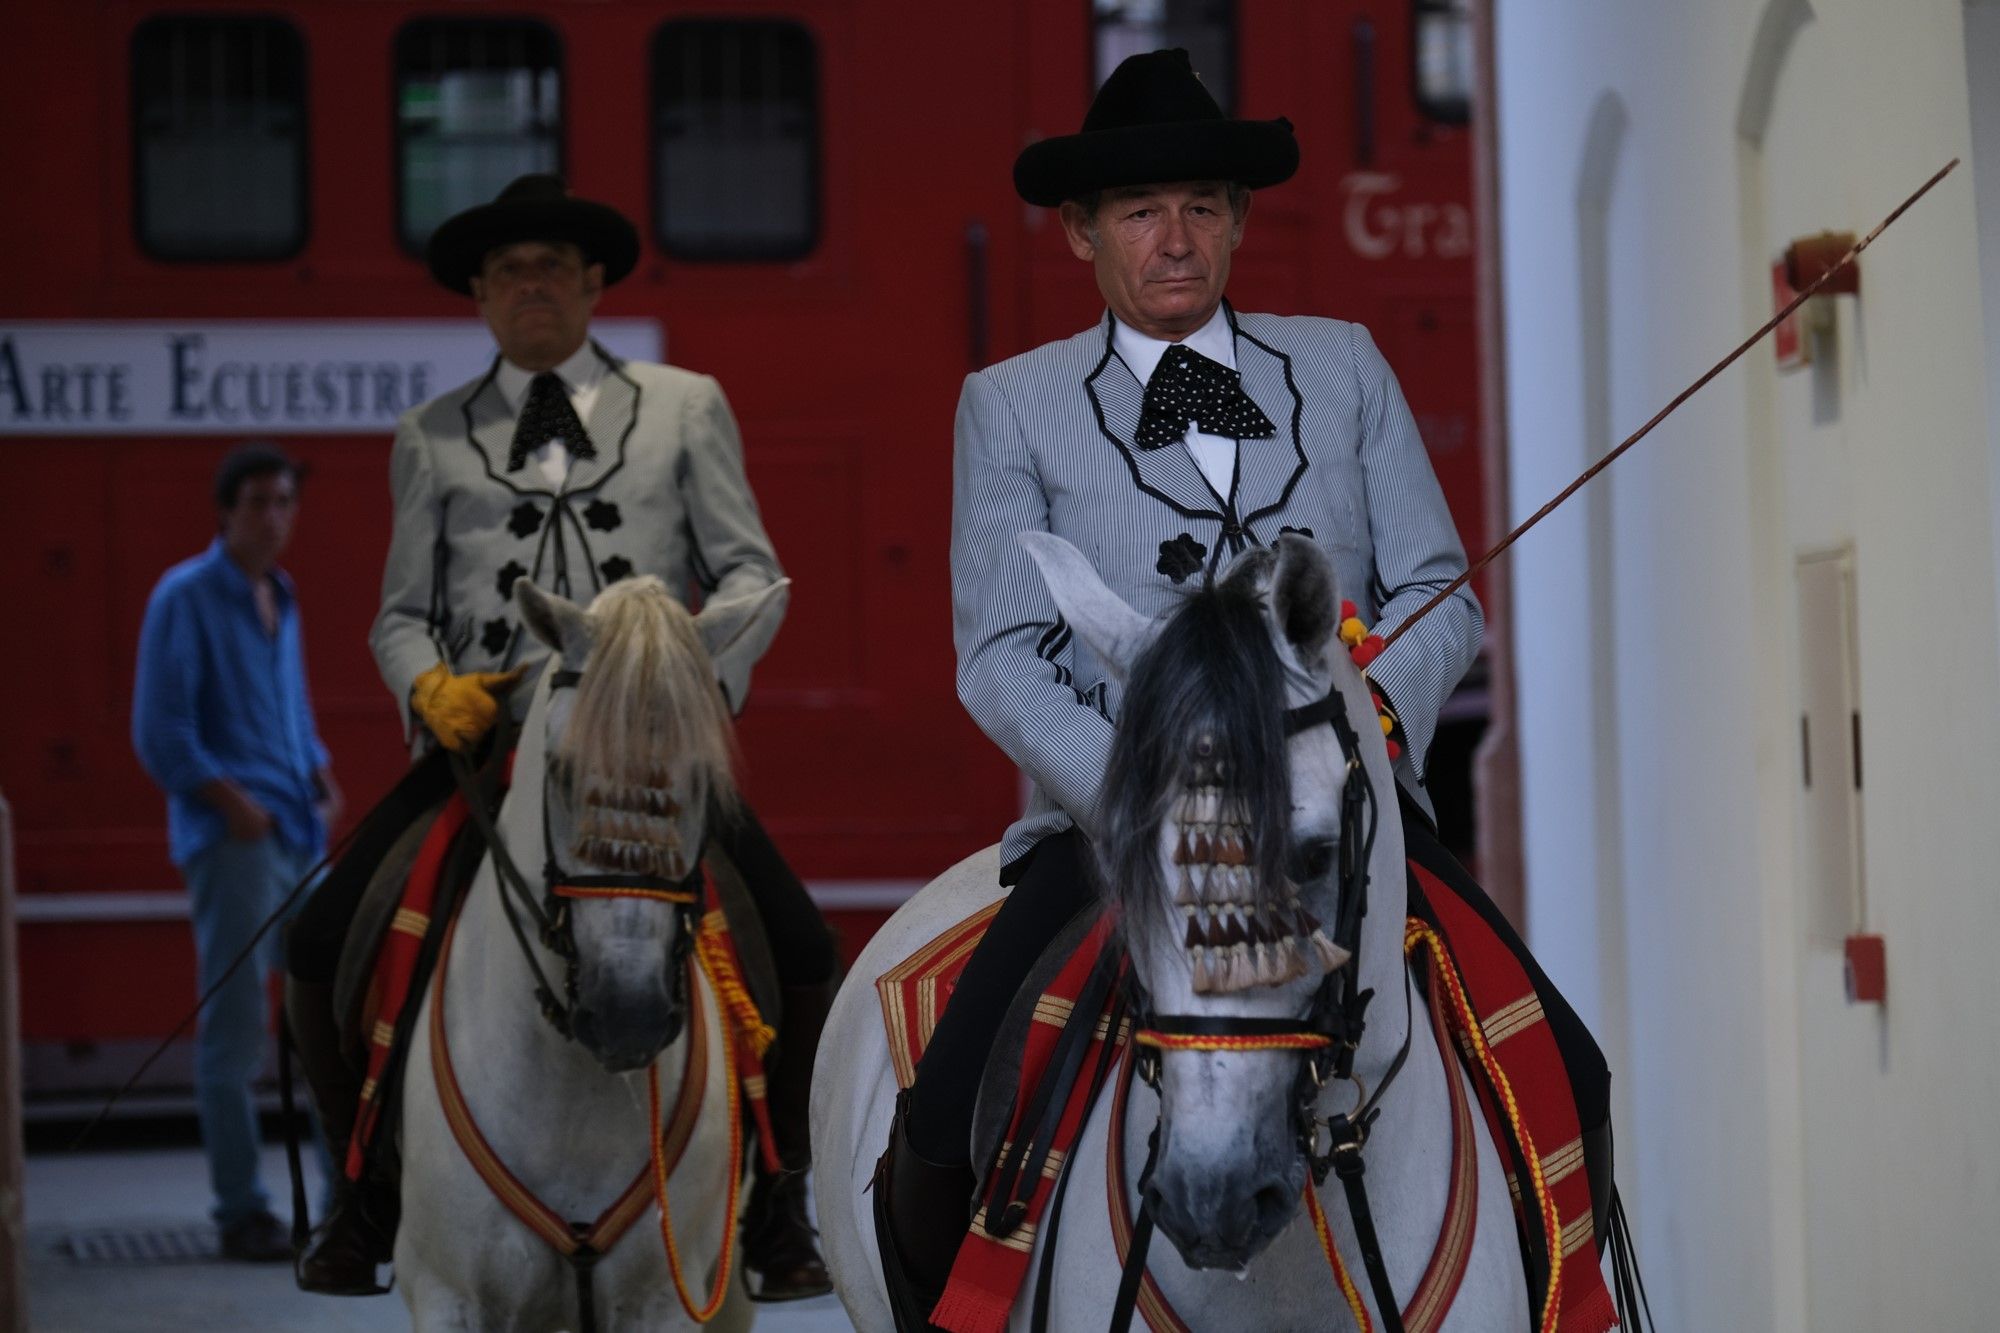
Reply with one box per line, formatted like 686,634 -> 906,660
815,535 -> 1532,1331
396,573 -> 786,1332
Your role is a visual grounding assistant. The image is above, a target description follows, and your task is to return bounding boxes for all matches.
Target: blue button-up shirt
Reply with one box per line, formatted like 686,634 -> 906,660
132,538 -> 330,866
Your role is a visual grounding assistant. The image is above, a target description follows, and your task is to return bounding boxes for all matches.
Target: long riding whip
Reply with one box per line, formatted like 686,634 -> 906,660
1380,158 -> 1960,651
65,819 -> 366,1149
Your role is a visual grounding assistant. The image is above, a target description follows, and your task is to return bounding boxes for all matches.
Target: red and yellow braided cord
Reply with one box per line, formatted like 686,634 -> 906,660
1405,919 -> 1563,1333
1133,1030 -> 1335,1053
647,949 -> 744,1324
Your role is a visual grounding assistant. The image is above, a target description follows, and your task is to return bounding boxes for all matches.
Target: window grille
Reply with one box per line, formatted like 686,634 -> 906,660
652,20 -> 820,261
132,16 -> 308,261
396,20 -> 562,254
1092,1 -> 1236,113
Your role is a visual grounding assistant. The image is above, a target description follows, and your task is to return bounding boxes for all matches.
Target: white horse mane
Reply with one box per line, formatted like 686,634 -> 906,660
559,575 -> 741,822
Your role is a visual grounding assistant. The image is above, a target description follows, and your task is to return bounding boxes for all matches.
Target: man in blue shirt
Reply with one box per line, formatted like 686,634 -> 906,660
133,443 -> 343,1262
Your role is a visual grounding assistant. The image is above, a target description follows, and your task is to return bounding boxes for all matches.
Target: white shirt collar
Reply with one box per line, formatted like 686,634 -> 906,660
494,341 -> 604,414
1111,303 -> 1236,388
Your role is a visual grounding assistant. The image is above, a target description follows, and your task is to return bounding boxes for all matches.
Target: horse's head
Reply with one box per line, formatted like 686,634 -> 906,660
1022,531 -> 1402,1272
515,574 -> 788,1073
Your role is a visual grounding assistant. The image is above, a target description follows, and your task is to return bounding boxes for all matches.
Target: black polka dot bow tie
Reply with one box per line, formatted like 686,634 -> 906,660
1134,343 -> 1277,450
507,371 -> 597,473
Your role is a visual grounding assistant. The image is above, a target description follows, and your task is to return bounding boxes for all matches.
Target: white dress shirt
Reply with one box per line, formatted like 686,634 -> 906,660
1111,304 -> 1240,502
495,342 -> 605,488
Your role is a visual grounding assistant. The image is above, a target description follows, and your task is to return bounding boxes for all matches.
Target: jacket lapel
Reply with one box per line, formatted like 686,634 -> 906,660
1229,313 -> 1309,531
461,359 -> 556,496
1084,317 -> 1226,519
561,343 -> 637,497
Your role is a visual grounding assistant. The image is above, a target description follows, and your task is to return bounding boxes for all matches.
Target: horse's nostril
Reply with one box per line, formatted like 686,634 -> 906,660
1252,1181 -> 1293,1232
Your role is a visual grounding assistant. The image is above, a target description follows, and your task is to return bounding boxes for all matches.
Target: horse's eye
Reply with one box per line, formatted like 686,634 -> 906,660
1291,838 -> 1335,882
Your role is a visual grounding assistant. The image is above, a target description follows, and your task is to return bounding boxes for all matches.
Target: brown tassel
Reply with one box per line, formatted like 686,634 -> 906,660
1221,914 -> 1251,991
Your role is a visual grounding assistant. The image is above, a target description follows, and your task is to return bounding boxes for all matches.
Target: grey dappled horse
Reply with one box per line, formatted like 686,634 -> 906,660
814,535 -> 1530,1331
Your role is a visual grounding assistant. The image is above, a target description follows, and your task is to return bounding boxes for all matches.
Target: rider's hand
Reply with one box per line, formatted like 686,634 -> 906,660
410,662 -> 528,753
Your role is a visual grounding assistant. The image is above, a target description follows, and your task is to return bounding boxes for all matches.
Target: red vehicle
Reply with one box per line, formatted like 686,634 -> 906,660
0,0 -> 1486,1107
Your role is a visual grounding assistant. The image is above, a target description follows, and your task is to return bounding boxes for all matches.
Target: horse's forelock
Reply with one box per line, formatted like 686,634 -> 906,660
558,576 -> 740,815
1094,580 -> 1294,945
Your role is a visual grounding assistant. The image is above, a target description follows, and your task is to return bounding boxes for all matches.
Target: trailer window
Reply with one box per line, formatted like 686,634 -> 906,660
652,20 -> 819,261
1093,1 -> 1235,113
132,16 -> 309,261
1412,0 -> 1473,125
396,20 -> 563,255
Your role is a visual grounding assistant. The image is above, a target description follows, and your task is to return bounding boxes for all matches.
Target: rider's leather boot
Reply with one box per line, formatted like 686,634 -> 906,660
741,980 -> 837,1301
871,1091 -> 975,1333
284,977 -> 395,1296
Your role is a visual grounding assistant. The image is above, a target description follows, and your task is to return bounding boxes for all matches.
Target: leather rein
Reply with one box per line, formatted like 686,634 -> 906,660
1107,680 -> 1418,1333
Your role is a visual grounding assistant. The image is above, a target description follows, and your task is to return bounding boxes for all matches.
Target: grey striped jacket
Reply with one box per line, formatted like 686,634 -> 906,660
951,307 -> 1482,867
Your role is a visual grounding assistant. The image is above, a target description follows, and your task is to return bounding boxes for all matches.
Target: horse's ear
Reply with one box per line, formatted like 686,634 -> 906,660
1018,531 -> 1151,679
1216,545 -> 1276,598
694,578 -> 791,682
1268,534 -> 1339,668
516,579 -> 590,657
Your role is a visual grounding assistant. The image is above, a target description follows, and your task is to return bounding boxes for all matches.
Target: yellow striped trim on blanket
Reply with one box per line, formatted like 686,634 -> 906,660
1479,992 -> 1545,1046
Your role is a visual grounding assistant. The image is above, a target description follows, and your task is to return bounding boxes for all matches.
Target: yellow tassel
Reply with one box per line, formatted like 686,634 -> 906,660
695,912 -> 776,1059
1380,714 -> 1395,736
1338,616 -> 1367,648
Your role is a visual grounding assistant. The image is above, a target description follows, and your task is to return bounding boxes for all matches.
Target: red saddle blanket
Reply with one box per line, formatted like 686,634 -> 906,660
877,873 -> 1617,1333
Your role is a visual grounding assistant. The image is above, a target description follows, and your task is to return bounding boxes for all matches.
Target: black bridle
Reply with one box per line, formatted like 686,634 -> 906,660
449,664 -> 708,1044
1106,679 -> 1414,1333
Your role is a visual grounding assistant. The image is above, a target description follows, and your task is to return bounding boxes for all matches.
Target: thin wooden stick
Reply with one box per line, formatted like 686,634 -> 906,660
1381,157 -> 1960,651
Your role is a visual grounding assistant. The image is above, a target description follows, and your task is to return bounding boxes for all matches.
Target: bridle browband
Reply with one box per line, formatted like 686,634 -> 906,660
1108,678 -> 1416,1333
451,663 -> 709,1043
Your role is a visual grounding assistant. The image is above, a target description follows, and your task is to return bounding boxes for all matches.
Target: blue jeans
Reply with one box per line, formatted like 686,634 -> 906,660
184,834 -> 324,1228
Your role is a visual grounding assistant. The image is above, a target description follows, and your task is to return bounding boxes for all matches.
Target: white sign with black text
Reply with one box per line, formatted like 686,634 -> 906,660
0,320 -> 665,437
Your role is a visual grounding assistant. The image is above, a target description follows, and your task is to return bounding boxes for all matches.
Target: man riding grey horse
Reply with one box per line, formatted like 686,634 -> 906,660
285,174 -> 837,1302
871,48 -> 1510,1329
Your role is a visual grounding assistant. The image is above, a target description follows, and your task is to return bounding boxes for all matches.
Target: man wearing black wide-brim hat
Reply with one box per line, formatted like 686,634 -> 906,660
871,50 -> 1487,1328
284,174 -> 839,1302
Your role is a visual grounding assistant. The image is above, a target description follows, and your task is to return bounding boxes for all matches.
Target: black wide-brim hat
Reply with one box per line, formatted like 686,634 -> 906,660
426,174 -> 640,295
1013,48 -> 1297,207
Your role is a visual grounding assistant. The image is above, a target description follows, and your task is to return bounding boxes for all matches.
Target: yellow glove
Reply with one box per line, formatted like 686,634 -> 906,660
410,662 -> 526,752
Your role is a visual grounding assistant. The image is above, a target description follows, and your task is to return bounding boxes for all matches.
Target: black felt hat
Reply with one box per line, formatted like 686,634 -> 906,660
426,174 -> 640,295
1012,48 -> 1297,207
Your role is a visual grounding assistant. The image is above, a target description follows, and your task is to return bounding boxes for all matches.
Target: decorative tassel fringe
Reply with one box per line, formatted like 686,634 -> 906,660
695,910 -> 776,1058
928,1279 -> 1013,1333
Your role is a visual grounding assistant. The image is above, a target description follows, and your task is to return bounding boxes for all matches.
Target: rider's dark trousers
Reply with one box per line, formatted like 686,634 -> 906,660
285,748 -> 837,988
903,829 -> 1090,1166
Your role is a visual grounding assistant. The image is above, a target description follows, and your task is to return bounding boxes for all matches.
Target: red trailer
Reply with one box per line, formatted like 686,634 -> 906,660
0,0 -> 1486,1107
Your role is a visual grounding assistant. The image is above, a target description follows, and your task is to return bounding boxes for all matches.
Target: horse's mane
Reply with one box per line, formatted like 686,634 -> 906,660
1094,570 -> 1295,946
558,575 -> 740,818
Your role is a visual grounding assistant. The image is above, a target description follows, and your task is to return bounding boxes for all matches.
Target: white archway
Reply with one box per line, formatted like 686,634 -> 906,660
1572,88 -> 1636,1218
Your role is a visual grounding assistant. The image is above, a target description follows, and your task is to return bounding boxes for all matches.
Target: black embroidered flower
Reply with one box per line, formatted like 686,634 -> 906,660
1156,533 -> 1207,584
495,560 -> 527,602
508,501 -> 544,539
583,498 -> 622,532
1280,524 -> 1315,541
599,555 -> 634,584
480,618 -> 512,656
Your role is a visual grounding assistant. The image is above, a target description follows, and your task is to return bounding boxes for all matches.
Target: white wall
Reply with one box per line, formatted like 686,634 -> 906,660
1498,1 -> 2000,1329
